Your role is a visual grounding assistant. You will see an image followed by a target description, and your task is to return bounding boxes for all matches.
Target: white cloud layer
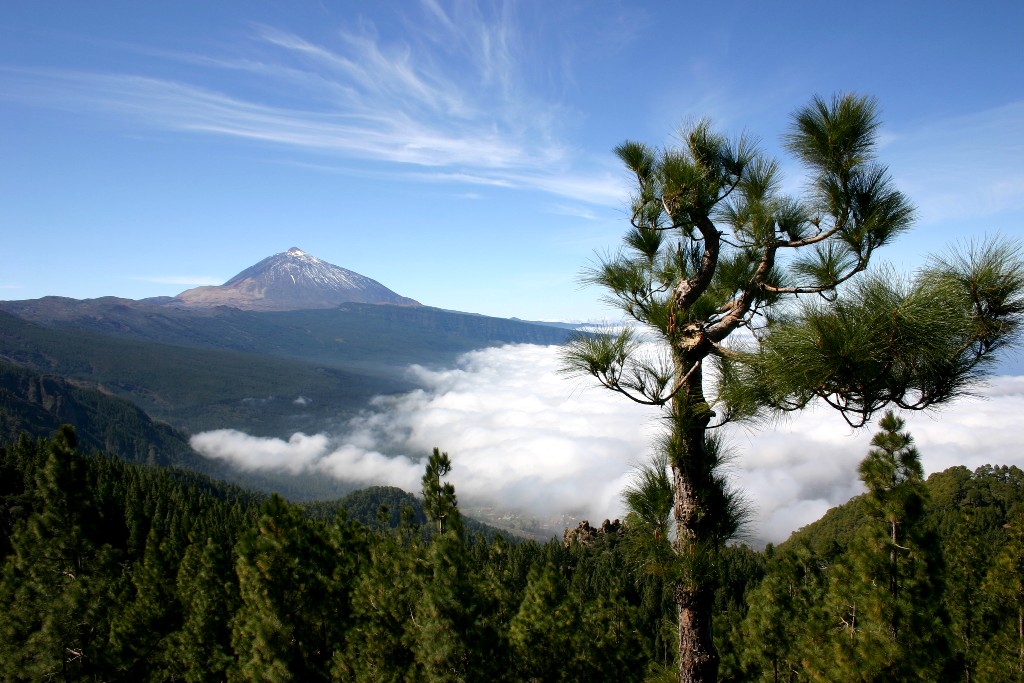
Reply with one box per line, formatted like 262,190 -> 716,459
191,345 -> 1024,545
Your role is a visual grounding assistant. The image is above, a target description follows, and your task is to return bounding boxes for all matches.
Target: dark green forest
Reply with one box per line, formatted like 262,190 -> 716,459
2,422 -> 1023,682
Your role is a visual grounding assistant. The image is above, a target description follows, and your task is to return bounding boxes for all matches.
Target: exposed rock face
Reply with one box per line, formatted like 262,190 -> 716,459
175,247 -> 419,311
563,518 -> 622,547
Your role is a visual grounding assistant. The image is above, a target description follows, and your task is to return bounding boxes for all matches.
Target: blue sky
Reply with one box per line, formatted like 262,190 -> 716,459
2,0 -> 1022,322
3,1 -> 1024,539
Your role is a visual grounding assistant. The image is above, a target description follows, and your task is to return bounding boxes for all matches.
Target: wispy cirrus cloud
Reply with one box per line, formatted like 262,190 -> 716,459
1,2 -> 623,203
3,70 -> 533,169
550,204 -> 601,220
885,101 -> 1024,225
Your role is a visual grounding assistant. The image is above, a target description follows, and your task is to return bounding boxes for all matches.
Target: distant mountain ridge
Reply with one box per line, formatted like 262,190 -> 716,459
0,246 -> 581,494
175,247 -> 419,310
0,299 -> 577,437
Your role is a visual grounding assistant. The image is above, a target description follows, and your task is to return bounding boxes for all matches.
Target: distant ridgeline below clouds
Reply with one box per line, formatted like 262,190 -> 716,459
190,344 -> 1024,546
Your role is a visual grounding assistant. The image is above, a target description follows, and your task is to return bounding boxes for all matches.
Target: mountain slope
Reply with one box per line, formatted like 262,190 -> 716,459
0,358 -> 203,469
175,247 -> 419,310
0,357 -> 373,500
0,299 -> 578,436
0,299 -> 576,369
0,310 -> 414,436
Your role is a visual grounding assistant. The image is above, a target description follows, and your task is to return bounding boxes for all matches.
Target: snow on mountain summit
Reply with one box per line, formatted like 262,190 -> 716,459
175,248 -> 420,311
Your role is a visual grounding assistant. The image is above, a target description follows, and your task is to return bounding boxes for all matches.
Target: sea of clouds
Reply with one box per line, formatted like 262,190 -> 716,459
190,344 -> 1024,546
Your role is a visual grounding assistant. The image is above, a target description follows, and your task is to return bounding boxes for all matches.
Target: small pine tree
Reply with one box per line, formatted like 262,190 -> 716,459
807,412 -> 950,681
509,559 -> 578,680
338,517 -> 425,682
0,428 -> 121,681
421,447 -> 461,537
413,448 -> 476,681
170,536 -> 237,682
229,494 -> 347,683
740,544 -> 827,683
108,523 -> 181,678
977,507 -> 1024,682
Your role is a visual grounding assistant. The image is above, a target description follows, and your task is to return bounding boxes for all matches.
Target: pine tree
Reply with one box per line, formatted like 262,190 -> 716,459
421,447 -> 460,536
977,506 -> 1024,682
570,566 -> 649,681
230,494 -> 349,683
412,448 -> 479,681
562,93 -> 1024,683
108,523 -> 182,679
466,535 -> 518,681
937,474 -> 997,682
0,427 -> 121,681
339,514 -> 425,682
170,536 -> 238,682
806,412 -> 949,681
509,558 -> 578,681
739,544 -> 826,682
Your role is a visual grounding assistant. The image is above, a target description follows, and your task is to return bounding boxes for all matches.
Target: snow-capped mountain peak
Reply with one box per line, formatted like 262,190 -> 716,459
175,248 -> 419,311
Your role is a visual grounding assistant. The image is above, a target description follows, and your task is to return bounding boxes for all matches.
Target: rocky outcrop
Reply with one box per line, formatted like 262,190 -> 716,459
563,518 -> 622,547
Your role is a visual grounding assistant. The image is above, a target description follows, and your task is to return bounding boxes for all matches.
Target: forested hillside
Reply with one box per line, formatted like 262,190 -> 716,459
0,430 -> 669,681
2,423 -> 1023,681
0,359 -> 366,501
0,359 -> 200,469
720,416 -> 1024,682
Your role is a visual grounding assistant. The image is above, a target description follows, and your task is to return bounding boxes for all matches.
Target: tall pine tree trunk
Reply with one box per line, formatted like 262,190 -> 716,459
671,364 -> 720,683
675,582 -> 717,683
